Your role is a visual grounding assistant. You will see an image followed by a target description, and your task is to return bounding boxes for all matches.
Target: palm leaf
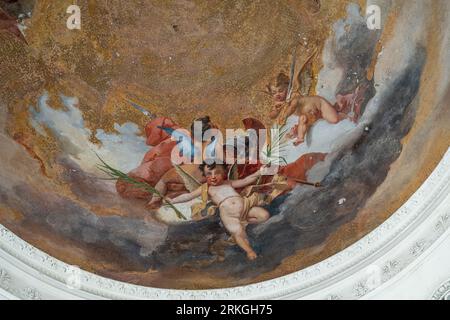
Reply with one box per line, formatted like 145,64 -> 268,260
263,125 -> 290,165
95,154 -> 187,220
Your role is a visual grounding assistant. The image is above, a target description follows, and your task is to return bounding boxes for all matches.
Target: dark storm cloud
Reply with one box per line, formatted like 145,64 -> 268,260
0,179 -> 168,267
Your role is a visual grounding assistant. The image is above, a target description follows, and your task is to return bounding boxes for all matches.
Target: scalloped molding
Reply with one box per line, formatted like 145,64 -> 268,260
0,147 -> 449,300
432,280 -> 450,300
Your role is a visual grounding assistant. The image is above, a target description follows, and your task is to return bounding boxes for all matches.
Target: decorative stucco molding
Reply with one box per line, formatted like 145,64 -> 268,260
0,148 -> 449,300
432,280 -> 450,300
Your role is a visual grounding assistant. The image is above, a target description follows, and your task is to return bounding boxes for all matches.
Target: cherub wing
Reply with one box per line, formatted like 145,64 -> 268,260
227,163 -> 239,181
174,165 -> 202,192
290,49 -> 318,98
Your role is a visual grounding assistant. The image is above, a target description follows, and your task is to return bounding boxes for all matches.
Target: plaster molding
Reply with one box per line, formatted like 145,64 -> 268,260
0,147 -> 449,300
432,280 -> 450,300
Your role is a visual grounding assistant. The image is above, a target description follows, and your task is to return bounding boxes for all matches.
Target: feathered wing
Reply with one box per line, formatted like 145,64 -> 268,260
289,49 -> 318,147
290,49 -> 318,98
174,165 -> 202,192
228,163 -> 239,181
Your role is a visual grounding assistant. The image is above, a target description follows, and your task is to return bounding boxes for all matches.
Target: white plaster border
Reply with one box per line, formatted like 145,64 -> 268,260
0,148 -> 449,300
432,279 -> 450,300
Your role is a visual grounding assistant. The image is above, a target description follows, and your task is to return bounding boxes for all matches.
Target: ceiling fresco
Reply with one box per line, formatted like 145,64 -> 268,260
0,0 -> 449,289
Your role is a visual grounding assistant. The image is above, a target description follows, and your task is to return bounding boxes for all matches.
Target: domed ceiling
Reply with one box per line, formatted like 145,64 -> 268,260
0,0 -> 449,290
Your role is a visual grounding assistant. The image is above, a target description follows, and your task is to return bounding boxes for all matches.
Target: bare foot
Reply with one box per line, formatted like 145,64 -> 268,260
293,138 -> 304,146
247,251 -> 258,261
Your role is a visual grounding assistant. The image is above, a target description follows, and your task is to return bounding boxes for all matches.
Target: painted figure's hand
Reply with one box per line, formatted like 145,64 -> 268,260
293,137 -> 305,146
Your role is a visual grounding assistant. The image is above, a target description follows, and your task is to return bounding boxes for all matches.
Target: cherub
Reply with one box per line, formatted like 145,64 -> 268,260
268,51 -> 360,146
268,72 -> 340,146
146,116 -> 217,209
283,83 -> 369,140
169,162 -> 270,260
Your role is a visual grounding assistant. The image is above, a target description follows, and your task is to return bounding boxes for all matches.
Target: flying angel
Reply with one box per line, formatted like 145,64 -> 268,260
267,49 -> 346,146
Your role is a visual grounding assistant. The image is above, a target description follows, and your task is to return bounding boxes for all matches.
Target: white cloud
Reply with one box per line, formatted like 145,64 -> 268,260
30,92 -> 149,173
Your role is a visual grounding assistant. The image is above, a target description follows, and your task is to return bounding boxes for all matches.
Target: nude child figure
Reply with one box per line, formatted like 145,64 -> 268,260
268,73 -> 340,146
169,163 -> 270,260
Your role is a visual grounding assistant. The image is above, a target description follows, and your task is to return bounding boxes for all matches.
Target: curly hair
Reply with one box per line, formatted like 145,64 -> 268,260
199,162 -> 227,176
276,72 -> 290,87
267,72 -> 290,94
190,116 -> 213,141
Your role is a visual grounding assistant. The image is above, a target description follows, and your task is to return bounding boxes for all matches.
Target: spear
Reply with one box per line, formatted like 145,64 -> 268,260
286,46 -> 298,101
292,179 -> 322,188
123,97 -> 157,118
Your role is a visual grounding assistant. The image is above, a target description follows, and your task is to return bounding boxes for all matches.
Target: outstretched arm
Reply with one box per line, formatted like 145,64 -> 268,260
170,187 -> 202,204
230,169 -> 263,189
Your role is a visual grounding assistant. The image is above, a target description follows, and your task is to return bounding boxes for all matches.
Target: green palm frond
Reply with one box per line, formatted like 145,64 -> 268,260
263,125 -> 290,165
96,154 -> 187,220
